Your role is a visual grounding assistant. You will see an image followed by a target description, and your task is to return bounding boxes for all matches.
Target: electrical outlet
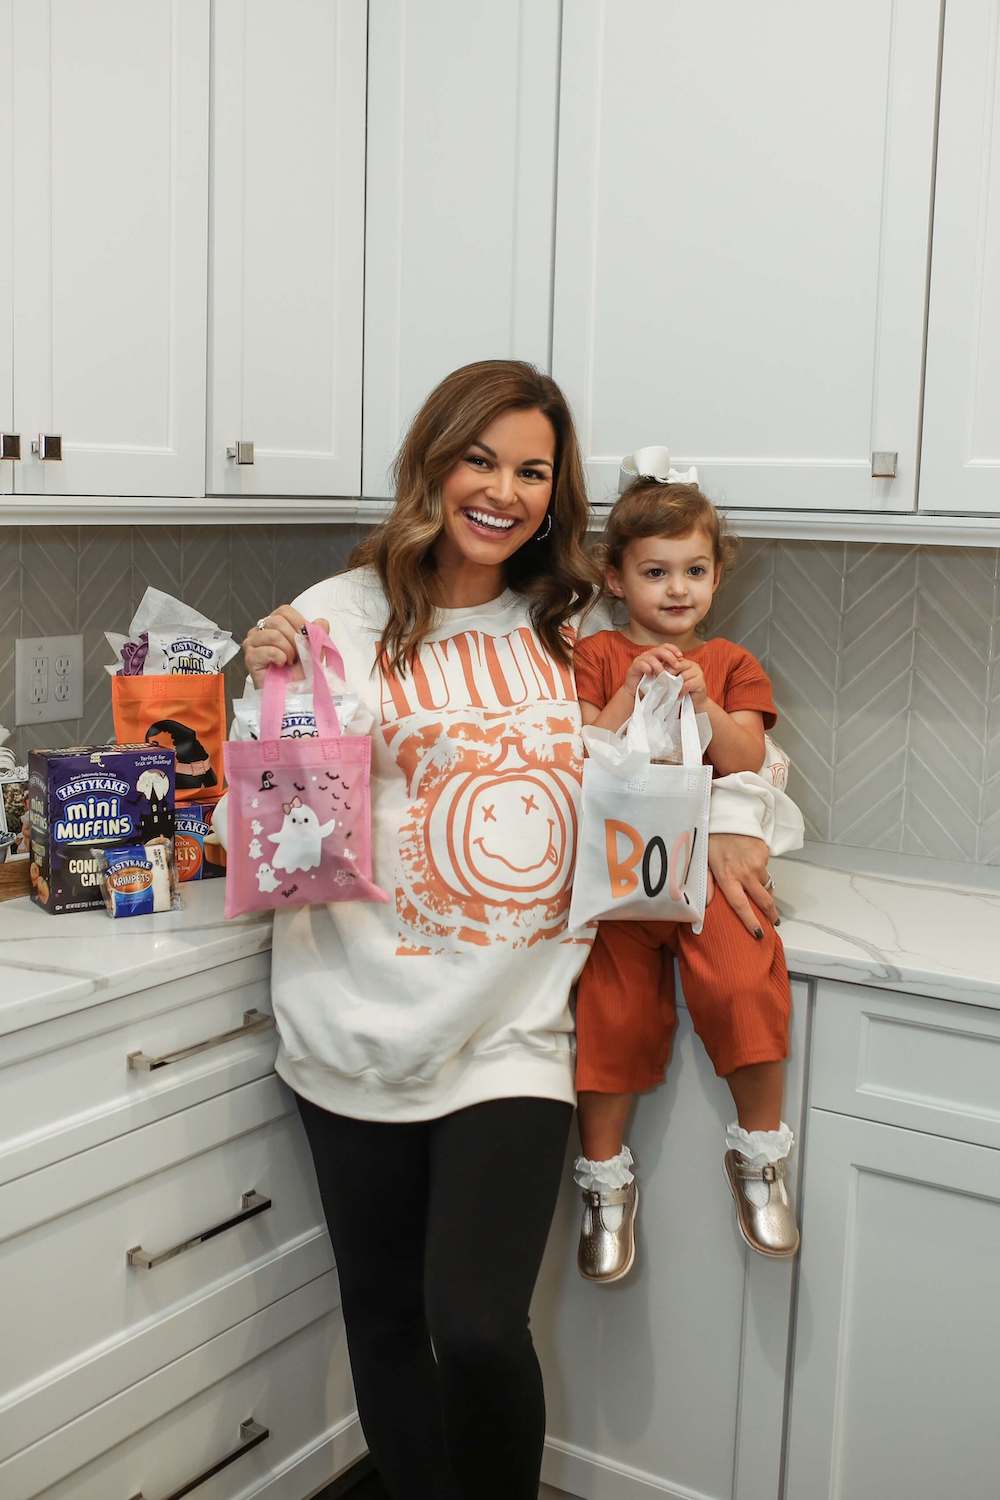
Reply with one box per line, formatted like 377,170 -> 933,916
15,635 -> 84,725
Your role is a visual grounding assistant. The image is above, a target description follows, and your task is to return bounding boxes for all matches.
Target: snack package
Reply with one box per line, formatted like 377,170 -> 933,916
100,841 -> 180,917
144,627 -> 239,677
175,803 -> 226,881
28,745 -> 175,914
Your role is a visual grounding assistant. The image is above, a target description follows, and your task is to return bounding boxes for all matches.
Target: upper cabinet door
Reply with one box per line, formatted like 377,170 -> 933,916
553,1 -> 941,510
12,0 -> 209,498
919,0 -> 1000,514
209,0 -> 367,498
0,1 -> 12,497
361,0 -> 560,498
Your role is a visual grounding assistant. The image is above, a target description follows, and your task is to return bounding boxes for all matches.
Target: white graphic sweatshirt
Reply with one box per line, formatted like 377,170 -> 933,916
269,567 -> 596,1121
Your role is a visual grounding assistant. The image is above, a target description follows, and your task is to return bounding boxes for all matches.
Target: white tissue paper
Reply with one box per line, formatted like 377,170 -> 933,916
582,670 -> 712,773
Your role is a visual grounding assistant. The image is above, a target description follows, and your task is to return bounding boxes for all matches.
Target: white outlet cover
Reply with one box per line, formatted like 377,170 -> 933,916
15,635 -> 84,725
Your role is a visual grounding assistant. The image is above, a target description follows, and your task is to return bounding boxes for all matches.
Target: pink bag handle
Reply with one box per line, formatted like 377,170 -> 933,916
260,620 -> 345,741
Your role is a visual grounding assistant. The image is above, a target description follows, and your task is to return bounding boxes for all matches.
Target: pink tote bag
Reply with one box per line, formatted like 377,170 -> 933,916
224,622 -> 386,917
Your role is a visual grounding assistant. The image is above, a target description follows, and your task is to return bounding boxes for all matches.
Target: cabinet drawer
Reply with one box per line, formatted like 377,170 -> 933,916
0,955 -> 276,1185
810,980 -> 1000,1148
1,1274 -> 362,1500
0,1077 -> 325,1441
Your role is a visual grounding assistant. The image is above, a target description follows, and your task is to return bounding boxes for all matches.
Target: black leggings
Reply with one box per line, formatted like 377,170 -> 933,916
296,1092 -> 572,1500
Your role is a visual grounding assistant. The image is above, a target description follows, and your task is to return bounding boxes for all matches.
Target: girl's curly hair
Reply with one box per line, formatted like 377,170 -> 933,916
597,479 -> 739,580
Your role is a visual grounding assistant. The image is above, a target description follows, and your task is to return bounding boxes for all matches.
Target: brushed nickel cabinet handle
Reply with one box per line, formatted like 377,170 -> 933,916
127,1417 -> 269,1499
126,1189 -> 272,1270
871,450 -> 897,478
226,439 -> 254,464
0,434 -> 20,459
127,1007 -> 275,1072
30,433 -> 62,460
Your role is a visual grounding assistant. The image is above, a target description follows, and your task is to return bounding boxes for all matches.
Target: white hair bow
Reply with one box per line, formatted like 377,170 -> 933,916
618,445 -> 699,495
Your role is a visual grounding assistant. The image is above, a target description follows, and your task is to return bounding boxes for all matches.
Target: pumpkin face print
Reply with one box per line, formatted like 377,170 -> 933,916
392,713 -> 582,952
428,740 -> 577,906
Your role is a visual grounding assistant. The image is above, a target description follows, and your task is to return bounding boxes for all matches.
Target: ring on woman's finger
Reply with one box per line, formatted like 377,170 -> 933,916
254,617 -> 272,632
764,874 -> 775,891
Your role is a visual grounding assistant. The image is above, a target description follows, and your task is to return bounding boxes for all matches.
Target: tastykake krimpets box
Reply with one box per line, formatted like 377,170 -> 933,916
28,745 -> 175,914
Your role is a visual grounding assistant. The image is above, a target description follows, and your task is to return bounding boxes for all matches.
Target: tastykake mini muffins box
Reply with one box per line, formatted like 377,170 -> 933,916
28,745 -> 176,914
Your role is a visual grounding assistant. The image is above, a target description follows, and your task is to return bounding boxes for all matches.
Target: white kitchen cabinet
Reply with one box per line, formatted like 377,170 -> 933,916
785,1109 -> 1000,1500
536,978 -> 811,1500
0,895 -> 356,1498
11,0 -> 210,499
209,0 -> 367,498
1,1274 -> 360,1500
361,0 -> 560,497
919,0 -> 1000,514
552,0 -> 941,510
0,0 -> 12,497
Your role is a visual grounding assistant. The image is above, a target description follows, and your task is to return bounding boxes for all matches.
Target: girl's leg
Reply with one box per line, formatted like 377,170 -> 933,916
675,898 -> 798,1256
726,1058 -> 784,1130
424,1097 -> 573,1500
295,1094 -> 460,1500
574,923 -> 676,1280
576,1089 -> 634,1160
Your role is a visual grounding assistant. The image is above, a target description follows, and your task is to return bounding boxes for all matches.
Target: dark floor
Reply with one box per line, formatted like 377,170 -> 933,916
315,1457 -> 388,1498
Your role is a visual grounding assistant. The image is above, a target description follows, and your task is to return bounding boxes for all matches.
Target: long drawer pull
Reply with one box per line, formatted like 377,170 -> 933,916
127,1190 -> 272,1270
127,1007 -> 275,1072
127,1417 -> 269,1499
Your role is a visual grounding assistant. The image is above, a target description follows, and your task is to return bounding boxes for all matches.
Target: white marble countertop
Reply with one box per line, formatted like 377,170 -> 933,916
0,883 -> 271,1037
774,847 -> 1000,1008
1,846 -> 998,1038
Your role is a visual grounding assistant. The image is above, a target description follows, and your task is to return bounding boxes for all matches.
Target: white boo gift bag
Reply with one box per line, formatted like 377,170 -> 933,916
569,672 -> 713,932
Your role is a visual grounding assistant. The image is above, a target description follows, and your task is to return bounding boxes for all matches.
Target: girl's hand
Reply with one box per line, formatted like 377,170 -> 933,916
676,657 -> 709,711
624,643 -> 683,696
243,607 -> 330,688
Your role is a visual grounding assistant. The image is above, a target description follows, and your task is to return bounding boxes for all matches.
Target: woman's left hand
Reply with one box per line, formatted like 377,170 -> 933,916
707,832 -> 778,936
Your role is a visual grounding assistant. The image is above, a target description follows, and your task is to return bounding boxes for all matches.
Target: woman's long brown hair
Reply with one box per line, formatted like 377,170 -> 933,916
352,360 -> 599,670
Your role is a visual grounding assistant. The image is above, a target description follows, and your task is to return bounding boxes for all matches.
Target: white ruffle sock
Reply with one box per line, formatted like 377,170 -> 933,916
726,1122 -> 794,1207
573,1146 -> 635,1229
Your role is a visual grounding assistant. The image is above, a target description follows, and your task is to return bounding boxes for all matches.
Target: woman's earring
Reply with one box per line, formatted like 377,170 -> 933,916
535,510 -> 553,542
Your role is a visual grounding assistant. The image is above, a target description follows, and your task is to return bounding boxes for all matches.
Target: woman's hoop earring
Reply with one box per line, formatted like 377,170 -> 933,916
535,511 -> 553,542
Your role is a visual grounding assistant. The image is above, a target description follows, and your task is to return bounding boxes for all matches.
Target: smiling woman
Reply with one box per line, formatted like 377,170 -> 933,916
239,359 -> 602,1500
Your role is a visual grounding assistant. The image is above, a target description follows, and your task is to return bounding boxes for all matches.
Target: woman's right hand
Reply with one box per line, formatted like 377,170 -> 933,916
242,606 -> 330,688
624,642 -> 682,696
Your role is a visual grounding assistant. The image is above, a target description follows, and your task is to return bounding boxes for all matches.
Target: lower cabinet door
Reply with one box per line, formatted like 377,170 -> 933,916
785,1110 -> 1000,1500
1,1274 -> 362,1500
0,1077 -> 332,1458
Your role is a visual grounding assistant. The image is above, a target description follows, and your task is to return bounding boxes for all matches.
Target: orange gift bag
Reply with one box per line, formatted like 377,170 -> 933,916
112,674 -> 227,806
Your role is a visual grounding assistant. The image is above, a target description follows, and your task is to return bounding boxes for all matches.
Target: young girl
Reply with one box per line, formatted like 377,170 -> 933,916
572,472 -> 799,1282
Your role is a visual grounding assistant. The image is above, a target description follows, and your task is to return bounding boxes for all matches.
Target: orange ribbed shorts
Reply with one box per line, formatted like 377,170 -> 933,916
575,893 -> 791,1092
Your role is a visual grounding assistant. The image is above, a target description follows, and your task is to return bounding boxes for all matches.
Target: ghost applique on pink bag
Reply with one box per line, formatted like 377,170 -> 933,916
223,621 -> 387,917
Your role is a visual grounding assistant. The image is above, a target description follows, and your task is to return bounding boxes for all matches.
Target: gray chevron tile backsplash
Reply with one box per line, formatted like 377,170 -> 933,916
1,527 -> 999,866
0,525 -> 364,761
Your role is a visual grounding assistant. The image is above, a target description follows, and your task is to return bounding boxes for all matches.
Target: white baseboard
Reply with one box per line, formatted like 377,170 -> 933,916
245,1413 -> 367,1499
543,1436 -> 721,1500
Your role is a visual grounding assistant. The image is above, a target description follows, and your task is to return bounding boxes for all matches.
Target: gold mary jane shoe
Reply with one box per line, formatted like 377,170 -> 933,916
724,1152 -> 800,1258
577,1180 -> 638,1284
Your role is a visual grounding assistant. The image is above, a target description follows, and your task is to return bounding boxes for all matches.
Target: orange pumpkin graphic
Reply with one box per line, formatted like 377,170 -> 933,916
427,740 -> 577,905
